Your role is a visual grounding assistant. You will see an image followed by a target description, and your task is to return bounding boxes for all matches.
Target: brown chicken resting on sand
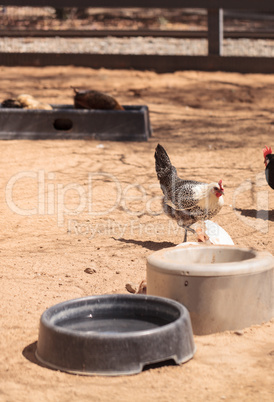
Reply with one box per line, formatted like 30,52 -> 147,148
154,144 -> 224,242
73,88 -> 124,111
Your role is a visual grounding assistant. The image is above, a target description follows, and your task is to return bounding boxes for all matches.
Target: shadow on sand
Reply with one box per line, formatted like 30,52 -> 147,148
112,237 -> 176,251
234,208 -> 274,222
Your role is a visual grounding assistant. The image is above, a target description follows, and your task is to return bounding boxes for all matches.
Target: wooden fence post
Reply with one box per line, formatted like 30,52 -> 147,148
208,8 -> 223,56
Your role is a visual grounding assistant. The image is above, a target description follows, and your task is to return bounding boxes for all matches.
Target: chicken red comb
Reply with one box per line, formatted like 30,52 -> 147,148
218,179 -> 224,191
263,146 -> 272,159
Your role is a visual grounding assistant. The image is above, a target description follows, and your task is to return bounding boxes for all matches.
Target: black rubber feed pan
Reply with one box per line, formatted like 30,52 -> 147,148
36,294 -> 195,376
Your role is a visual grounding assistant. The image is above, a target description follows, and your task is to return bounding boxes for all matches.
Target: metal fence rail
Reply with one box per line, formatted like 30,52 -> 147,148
1,1 -> 274,73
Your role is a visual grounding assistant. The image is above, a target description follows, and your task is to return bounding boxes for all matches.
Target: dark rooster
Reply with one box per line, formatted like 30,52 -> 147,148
155,144 -> 224,242
263,146 -> 274,189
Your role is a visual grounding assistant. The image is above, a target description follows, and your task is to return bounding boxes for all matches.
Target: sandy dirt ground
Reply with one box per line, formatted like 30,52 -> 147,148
0,66 -> 273,401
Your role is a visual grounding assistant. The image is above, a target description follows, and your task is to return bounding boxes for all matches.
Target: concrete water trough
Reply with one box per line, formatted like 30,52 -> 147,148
147,245 -> 274,335
0,105 -> 151,141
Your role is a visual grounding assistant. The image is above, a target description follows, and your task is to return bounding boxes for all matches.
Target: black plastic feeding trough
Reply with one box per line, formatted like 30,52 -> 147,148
0,105 -> 151,141
36,294 -> 195,376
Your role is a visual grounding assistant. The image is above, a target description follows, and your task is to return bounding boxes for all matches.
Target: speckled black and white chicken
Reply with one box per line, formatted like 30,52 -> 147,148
155,144 -> 224,242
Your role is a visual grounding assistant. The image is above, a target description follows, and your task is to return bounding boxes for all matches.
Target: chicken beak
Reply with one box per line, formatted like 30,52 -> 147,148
217,190 -> 224,197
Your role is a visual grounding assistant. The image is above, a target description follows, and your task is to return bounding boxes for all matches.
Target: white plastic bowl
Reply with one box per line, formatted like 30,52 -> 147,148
147,245 -> 274,335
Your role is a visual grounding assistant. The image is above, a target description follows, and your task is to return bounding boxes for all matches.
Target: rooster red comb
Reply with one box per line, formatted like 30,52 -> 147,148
263,146 -> 272,159
218,179 -> 224,191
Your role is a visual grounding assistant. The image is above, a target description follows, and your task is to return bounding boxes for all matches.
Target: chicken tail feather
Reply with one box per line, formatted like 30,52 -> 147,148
155,144 -> 176,181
